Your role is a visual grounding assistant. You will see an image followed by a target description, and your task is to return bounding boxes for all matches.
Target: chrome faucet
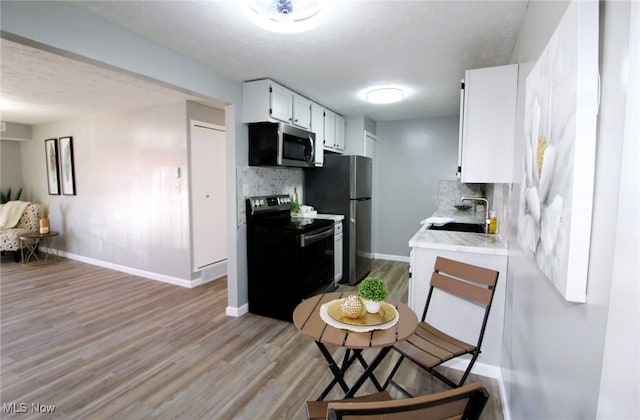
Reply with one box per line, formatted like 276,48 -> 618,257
461,197 -> 490,233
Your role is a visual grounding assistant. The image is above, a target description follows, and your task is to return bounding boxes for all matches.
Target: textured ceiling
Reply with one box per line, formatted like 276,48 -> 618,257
0,39 -> 211,125
1,0 -> 528,125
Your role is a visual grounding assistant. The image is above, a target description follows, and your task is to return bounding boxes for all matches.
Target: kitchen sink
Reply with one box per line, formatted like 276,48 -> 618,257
427,222 -> 485,233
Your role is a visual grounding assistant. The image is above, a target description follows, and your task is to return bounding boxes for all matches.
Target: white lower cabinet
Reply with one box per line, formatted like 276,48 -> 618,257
334,221 -> 343,285
409,247 -> 507,367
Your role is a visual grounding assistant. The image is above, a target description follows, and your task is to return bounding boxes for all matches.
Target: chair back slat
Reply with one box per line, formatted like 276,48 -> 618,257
325,382 -> 489,420
434,256 -> 498,287
431,272 -> 494,306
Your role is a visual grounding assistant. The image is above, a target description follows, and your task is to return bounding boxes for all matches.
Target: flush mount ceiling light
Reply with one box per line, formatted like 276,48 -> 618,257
365,88 -> 405,104
243,0 -> 326,33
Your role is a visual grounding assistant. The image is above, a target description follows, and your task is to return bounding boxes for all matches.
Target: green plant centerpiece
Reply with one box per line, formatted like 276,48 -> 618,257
358,276 -> 388,314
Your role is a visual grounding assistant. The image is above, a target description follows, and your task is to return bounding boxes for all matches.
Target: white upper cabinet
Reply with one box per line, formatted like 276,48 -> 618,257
292,95 -> 312,129
242,79 -> 311,129
324,109 -> 336,150
310,103 -> 325,165
323,109 -> 345,153
458,64 -> 518,183
269,83 -> 294,123
335,114 -> 345,152
243,78 -> 342,154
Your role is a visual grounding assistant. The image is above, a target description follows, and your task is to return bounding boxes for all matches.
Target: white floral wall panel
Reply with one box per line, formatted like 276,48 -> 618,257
517,0 -> 599,303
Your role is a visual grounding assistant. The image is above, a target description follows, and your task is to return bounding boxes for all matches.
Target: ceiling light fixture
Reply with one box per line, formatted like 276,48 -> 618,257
365,88 -> 405,104
243,0 -> 326,33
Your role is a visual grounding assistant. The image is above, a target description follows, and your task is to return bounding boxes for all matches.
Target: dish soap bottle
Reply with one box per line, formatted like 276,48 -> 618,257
488,211 -> 498,234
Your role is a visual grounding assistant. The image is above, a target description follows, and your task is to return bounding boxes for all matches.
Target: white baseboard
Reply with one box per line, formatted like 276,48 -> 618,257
374,253 -> 410,263
54,249 -> 197,288
53,249 -> 250,320
226,303 -> 249,317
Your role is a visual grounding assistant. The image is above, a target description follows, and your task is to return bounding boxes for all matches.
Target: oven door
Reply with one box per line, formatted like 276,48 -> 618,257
300,225 -> 335,296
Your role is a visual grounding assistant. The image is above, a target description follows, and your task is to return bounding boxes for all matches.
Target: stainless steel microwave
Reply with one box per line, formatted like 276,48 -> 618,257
248,122 -> 320,168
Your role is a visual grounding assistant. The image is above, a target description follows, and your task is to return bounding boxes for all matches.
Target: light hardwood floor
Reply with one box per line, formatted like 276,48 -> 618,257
1,255 -> 502,419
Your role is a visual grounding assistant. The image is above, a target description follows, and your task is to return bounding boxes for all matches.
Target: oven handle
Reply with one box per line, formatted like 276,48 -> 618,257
300,226 -> 334,247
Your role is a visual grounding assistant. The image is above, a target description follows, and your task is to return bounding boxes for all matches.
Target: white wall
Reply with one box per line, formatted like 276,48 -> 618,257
504,1 -> 636,417
596,2 -> 639,417
374,117 -> 459,258
1,140 -> 24,196
23,103 -> 194,280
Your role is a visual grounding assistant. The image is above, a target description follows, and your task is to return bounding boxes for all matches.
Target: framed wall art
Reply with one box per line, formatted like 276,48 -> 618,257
44,138 -> 60,195
59,136 -> 76,195
517,0 -> 599,303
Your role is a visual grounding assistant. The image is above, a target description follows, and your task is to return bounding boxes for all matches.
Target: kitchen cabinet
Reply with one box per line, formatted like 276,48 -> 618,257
458,64 -> 518,183
324,110 -> 336,150
335,114 -> 345,151
242,79 -> 311,129
310,103 -> 325,166
334,221 -> 343,285
323,109 -> 345,153
409,246 -> 507,367
344,115 -> 377,158
292,94 -> 312,129
269,83 -> 293,123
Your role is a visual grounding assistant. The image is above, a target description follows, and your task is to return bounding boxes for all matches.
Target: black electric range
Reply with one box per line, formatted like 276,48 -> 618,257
246,195 -> 335,321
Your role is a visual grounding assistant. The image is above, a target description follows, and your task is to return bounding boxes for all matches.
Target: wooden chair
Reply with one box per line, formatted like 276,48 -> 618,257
306,382 -> 489,420
384,257 -> 499,396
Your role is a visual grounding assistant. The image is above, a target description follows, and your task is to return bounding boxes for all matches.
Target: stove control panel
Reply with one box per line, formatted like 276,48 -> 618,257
248,194 -> 292,214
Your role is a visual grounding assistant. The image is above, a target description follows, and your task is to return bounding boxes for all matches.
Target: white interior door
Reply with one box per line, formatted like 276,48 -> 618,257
191,120 -> 227,271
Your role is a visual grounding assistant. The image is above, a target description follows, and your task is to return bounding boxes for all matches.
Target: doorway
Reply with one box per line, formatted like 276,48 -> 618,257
190,120 -> 227,275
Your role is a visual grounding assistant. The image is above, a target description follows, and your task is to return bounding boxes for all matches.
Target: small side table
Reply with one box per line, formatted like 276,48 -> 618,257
19,231 -> 59,264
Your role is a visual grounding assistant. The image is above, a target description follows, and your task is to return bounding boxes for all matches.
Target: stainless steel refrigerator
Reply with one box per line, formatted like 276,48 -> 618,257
305,155 -> 372,285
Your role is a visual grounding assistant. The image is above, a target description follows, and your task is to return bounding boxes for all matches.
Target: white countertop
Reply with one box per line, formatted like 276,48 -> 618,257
409,207 -> 508,256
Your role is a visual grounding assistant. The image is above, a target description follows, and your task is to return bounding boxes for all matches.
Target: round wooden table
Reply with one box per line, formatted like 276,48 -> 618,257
293,291 -> 418,400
